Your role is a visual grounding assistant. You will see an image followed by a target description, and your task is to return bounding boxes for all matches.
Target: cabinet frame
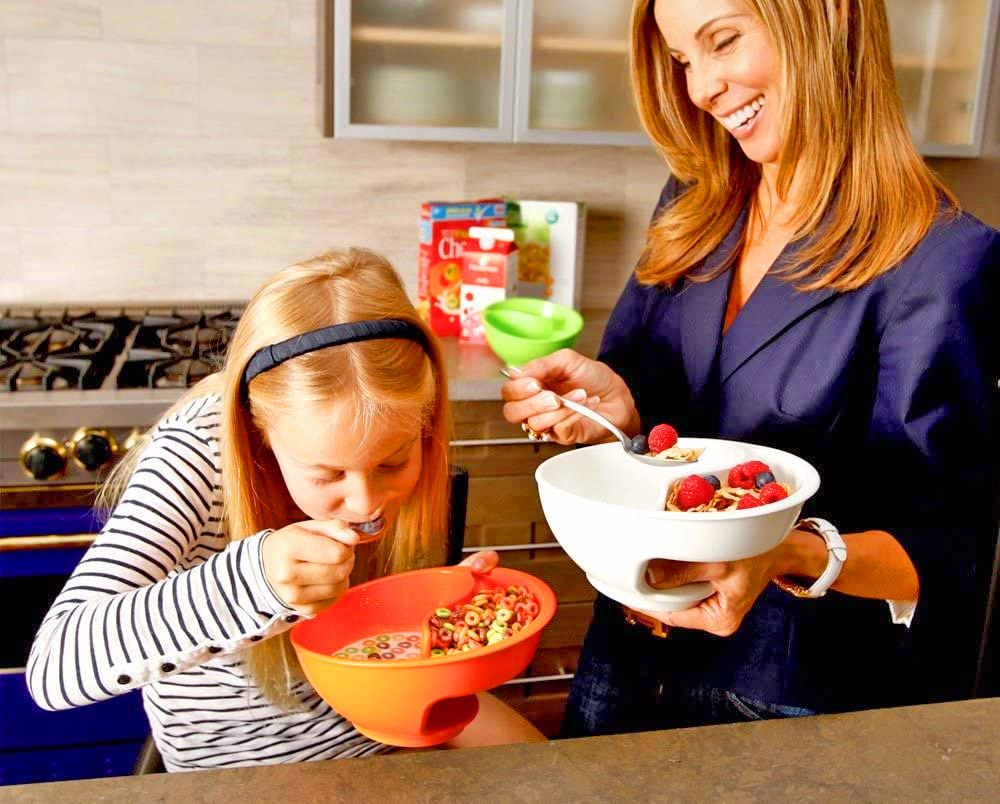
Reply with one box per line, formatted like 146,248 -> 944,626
330,0 -> 519,143
320,0 -> 999,155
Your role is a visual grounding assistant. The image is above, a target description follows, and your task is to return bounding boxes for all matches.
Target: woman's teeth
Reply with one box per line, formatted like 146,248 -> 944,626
722,96 -> 764,131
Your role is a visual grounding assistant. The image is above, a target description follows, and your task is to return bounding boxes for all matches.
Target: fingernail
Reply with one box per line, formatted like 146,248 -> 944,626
471,559 -> 487,572
587,395 -> 600,406
646,564 -> 665,585
526,380 -> 540,393
545,394 -> 560,410
566,388 -> 587,401
507,366 -> 523,376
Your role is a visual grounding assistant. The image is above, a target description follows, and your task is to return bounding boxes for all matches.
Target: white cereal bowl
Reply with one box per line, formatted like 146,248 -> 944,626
535,439 -> 820,612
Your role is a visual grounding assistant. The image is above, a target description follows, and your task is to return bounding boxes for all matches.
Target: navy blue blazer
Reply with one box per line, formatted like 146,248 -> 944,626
590,177 -> 999,712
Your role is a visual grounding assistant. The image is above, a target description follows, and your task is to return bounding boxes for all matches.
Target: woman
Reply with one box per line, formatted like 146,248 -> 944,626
502,0 -> 997,735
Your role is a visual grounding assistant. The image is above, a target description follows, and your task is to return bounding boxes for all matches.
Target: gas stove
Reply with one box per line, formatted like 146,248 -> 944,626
1,306 -> 242,489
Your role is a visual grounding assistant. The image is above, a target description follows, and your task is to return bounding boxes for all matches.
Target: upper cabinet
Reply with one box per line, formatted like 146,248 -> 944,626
320,0 -> 999,155
886,0 -> 999,156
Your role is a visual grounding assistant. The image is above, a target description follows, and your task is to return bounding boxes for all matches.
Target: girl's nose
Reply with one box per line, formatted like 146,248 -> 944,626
344,474 -> 382,520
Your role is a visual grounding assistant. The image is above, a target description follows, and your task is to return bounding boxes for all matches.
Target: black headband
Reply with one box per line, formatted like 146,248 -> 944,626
240,318 -> 431,403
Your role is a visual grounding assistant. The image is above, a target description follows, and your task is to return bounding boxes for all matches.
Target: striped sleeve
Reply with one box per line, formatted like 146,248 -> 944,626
26,402 -> 301,711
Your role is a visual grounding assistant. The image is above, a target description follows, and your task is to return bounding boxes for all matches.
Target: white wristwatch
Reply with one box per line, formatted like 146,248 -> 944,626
772,517 -> 848,599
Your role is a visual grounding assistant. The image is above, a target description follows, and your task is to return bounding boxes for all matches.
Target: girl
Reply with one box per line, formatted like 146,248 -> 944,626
502,0 -> 997,735
28,247 -> 544,770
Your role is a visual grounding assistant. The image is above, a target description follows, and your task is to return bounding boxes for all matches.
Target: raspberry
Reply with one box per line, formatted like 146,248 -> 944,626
737,494 -> 764,509
647,424 -> 678,453
741,460 -> 771,480
728,461 -> 772,490
759,483 -> 788,504
676,475 -> 715,510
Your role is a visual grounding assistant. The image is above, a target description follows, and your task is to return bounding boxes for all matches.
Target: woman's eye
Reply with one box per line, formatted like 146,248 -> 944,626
310,474 -> 341,486
714,33 -> 740,53
379,460 -> 408,473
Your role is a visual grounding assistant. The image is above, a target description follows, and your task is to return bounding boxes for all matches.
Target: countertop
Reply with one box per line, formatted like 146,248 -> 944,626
6,699 -> 998,803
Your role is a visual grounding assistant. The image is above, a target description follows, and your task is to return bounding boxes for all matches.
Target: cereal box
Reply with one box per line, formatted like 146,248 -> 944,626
460,227 -> 519,345
506,200 -> 586,310
418,200 -> 507,335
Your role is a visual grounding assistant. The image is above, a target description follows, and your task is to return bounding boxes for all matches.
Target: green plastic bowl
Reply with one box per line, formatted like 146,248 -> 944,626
482,298 -> 584,366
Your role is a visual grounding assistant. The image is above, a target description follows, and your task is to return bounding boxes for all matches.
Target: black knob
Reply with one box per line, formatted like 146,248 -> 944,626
74,432 -> 115,471
23,444 -> 66,480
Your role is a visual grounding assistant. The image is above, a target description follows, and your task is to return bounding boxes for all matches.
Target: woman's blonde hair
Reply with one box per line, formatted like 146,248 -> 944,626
630,0 -> 957,291
100,247 -> 451,706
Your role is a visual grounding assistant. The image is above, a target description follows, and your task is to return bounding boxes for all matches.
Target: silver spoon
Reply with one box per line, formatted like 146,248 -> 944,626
499,368 -> 698,468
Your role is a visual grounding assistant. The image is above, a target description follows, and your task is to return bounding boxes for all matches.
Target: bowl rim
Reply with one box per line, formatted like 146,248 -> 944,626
290,566 -> 556,668
483,299 -> 584,345
535,438 -> 821,521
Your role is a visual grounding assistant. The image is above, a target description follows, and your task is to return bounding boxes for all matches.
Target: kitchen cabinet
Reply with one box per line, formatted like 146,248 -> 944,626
320,0 -> 999,156
319,0 -> 644,145
887,0 -> 999,156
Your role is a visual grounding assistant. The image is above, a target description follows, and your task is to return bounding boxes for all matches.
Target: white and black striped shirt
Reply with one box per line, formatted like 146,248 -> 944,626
27,395 -> 390,771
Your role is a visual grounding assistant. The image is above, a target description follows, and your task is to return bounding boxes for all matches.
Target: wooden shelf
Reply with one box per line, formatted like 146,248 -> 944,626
893,54 -> 978,71
352,25 -> 501,49
534,35 -> 627,55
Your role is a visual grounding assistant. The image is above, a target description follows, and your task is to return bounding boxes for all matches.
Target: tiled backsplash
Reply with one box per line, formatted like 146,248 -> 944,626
0,0 -> 667,306
1,1 -> 996,306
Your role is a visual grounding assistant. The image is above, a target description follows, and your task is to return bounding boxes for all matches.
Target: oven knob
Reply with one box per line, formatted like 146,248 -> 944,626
70,427 -> 119,472
20,436 -> 68,480
123,428 -> 144,451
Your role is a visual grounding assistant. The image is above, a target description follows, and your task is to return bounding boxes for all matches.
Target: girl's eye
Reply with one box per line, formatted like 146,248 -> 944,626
714,33 -> 740,53
378,460 -> 409,473
310,474 -> 342,486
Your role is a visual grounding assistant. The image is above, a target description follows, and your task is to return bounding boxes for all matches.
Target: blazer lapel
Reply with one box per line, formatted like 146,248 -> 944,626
719,244 -> 839,385
677,206 -> 747,400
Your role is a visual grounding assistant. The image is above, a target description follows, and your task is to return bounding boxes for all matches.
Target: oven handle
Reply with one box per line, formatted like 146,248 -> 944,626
0,533 -> 96,551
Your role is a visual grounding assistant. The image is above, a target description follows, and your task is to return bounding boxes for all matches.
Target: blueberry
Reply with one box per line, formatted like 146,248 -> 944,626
754,471 -> 775,489
629,434 -> 649,454
703,474 -> 721,490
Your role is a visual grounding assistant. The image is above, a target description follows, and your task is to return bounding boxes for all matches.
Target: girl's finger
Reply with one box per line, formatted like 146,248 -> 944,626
286,529 -> 356,564
290,583 -> 348,606
299,519 -> 361,547
459,549 -> 500,573
291,555 -> 355,585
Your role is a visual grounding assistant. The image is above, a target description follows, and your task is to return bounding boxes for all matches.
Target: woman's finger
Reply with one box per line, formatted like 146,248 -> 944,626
645,559 -> 723,589
500,376 -> 548,403
636,604 -> 713,632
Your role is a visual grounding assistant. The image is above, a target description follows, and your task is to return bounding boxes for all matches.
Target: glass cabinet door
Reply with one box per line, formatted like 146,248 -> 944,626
334,0 -> 517,141
887,0 -> 999,155
514,0 -> 648,145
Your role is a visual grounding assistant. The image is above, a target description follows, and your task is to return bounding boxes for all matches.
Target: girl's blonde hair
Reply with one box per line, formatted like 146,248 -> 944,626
100,247 -> 451,706
630,0 -> 957,291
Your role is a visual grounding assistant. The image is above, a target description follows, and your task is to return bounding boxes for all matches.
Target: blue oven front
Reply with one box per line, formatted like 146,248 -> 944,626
0,505 -> 150,786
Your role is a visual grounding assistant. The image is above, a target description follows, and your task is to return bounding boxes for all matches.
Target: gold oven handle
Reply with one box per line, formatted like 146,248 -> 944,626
0,533 -> 97,551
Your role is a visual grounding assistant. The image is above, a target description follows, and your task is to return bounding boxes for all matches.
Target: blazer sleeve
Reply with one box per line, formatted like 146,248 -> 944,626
867,220 -> 998,654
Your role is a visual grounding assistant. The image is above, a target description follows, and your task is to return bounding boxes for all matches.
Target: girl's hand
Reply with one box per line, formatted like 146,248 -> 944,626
459,550 -> 500,574
500,349 -> 640,446
639,545 -> 786,636
260,520 -> 359,616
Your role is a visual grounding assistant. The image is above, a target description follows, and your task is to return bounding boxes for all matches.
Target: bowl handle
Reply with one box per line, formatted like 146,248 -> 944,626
625,560 -> 714,612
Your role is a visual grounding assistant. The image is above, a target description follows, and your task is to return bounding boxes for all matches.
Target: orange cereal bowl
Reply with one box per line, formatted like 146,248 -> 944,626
290,566 -> 556,747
